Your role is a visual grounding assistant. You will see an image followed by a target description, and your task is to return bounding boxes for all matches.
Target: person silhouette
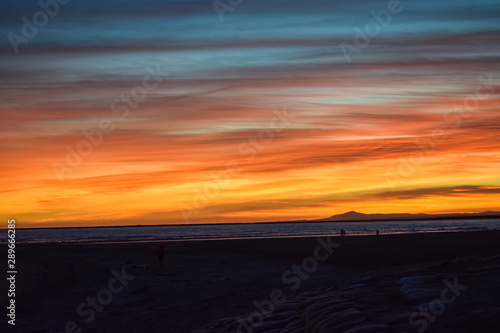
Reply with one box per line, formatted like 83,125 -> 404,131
376,229 -> 379,236
42,263 -> 49,285
70,264 -> 79,284
155,244 -> 166,268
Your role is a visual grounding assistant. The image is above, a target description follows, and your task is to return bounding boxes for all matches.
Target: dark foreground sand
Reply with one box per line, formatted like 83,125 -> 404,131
2,231 -> 500,333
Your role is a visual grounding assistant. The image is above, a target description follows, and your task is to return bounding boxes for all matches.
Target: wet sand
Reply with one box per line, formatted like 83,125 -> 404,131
4,231 -> 500,332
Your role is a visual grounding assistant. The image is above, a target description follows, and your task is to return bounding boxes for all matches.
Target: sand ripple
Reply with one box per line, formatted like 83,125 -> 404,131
193,255 -> 500,333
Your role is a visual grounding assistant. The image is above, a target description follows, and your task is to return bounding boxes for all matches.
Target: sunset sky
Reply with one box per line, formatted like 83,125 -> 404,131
1,0 -> 499,227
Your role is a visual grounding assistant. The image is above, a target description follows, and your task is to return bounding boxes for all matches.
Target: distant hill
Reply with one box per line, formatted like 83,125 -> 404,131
314,211 -> 500,222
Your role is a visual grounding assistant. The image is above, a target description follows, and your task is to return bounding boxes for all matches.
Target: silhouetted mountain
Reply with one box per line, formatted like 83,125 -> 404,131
314,211 -> 500,222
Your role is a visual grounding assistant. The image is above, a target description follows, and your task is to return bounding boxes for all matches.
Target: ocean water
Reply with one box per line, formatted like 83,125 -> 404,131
2,218 -> 500,244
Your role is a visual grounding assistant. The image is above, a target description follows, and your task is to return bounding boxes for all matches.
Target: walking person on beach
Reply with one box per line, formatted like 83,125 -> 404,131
376,229 -> 379,236
155,244 -> 166,268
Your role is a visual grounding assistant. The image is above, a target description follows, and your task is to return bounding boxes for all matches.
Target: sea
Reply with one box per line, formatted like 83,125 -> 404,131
2,218 -> 500,244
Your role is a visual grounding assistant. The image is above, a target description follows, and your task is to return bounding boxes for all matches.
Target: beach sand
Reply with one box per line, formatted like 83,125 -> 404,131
4,231 -> 500,332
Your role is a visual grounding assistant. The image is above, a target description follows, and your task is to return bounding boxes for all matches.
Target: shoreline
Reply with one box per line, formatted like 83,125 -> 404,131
3,228 -> 497,246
